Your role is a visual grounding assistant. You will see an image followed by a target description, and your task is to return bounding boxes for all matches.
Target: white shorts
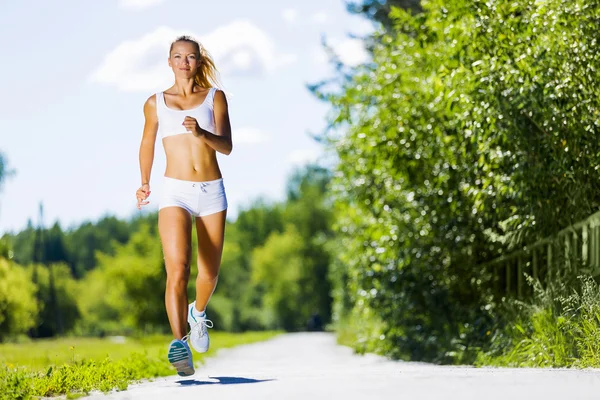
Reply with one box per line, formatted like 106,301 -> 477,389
158,176 -> 228,217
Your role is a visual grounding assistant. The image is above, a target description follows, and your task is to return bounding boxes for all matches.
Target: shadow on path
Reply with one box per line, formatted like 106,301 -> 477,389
176,376 -> 275,386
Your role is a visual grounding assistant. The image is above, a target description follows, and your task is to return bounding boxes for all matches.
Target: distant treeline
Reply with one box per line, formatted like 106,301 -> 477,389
0,165 -> 333,340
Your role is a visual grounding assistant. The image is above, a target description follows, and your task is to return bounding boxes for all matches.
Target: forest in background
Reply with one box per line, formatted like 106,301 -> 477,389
0,164 -> 332,339
2,0 -> 600,368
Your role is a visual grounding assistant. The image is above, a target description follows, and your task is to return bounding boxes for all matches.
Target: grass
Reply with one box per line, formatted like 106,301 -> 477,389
335,273 -> 600,368
475,275 -> 600,368
0,331 -> 280,400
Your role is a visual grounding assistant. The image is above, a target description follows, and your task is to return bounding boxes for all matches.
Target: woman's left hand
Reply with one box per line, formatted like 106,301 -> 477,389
182,116 -> 205,137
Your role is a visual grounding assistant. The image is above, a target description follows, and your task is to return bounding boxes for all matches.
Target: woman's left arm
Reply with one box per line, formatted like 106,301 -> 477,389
185,90 -> 233,155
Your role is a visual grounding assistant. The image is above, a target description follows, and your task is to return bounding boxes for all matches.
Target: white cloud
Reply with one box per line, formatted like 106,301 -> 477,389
234,128 -> 270,145
207,20 -> 297,75
354,19 -> 375,36
90,21 -> 298,92
288,149 -> 321,166
311,11 -> 328,24
119,0 -> 166,10
329,37 -> 370,67
282,9 -> 298,23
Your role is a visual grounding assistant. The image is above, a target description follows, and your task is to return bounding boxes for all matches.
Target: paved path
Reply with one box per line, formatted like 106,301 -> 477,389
85,332 -> 600,400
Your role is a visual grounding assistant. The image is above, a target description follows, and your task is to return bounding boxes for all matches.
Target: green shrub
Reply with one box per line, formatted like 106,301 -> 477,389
317,0 -> 600,362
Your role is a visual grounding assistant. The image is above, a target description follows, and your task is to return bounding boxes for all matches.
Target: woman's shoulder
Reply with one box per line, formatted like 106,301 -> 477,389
143,93 -> 156,106
144,89 -> 168,106
212,88 -> 228,106
143,92 -> 160,117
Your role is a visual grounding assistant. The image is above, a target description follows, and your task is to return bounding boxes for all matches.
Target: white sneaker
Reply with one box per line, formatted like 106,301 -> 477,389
167,338 -> 195,377
185,301 -> 213,353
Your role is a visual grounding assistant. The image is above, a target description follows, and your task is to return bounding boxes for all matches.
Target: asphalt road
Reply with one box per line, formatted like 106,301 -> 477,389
84,332 -> 600,400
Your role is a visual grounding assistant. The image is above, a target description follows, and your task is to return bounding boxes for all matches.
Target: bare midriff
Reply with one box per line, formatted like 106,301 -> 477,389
162,133 -> 222,182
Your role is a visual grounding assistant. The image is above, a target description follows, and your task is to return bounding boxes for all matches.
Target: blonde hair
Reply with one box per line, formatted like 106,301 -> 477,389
169,35 -> 222,89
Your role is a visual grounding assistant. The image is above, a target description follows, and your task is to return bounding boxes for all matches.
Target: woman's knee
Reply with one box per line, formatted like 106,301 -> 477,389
165,262 -> 191,286
196,268 -> 219,282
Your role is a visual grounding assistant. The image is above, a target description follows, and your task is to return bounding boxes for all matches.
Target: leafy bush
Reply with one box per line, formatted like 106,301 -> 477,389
316,0 -> 600,361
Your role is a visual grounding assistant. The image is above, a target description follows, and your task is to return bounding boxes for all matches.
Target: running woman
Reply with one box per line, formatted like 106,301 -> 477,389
135,35 -> 232,376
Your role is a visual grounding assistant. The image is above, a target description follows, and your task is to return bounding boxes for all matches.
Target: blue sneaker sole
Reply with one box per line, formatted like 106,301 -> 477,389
168,341 -> 195,377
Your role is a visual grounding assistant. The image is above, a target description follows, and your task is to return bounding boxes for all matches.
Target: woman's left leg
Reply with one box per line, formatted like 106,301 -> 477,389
193,209 -> 227,312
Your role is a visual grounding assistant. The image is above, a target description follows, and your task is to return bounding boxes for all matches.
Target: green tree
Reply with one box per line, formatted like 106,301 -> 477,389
0,236 -> 11,259
347,0 -> 422,26
29,263 -> 80,337
8,214 -> 135,278
66,216 -> 132,278
9,219 -> 36,266
236,199 -> 284,252
210,222 -> 261,331
75,266 -> 128,336
283,165 -> 333,326
252,225 -> 306,330
231,200 -> 285,328
0,259 -> 38,340
248,165 -> 334,331
45,223 -> 68,263
77,223 -> 167,334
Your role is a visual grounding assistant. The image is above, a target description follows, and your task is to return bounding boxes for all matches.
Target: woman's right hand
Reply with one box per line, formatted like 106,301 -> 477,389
136,183 -> 151,209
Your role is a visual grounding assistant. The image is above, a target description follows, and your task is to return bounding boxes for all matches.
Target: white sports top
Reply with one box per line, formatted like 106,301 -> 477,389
156,87 -> 217,139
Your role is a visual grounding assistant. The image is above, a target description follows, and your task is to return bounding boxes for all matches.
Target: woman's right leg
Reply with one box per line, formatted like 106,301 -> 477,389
159,206 -> 192,339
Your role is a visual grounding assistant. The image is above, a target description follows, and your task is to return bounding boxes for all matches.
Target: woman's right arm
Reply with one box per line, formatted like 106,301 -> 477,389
136,95 -> 158,209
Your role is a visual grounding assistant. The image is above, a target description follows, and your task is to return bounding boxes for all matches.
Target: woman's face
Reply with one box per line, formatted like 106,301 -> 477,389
169,41 -> 199,78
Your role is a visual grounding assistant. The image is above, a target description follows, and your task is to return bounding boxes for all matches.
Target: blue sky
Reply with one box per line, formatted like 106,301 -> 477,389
0,0 -> 373,234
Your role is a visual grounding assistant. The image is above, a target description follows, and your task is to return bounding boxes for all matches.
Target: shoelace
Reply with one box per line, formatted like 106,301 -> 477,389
182,318 -> 214,343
